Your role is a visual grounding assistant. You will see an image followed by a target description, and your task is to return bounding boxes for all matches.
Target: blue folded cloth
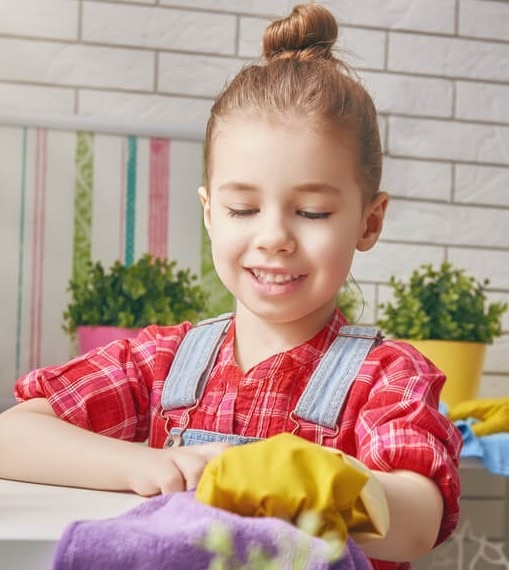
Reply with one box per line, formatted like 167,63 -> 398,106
52,491 -> 373,570
456,419 -> 509,477
441,402 -> 509,477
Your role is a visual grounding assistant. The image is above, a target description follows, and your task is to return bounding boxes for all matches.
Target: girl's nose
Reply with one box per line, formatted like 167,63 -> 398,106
253,213 -> 296,254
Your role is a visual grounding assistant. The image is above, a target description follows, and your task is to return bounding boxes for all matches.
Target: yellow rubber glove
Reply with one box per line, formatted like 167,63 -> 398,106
448,396 -> 509,436
196,433 -> 388,543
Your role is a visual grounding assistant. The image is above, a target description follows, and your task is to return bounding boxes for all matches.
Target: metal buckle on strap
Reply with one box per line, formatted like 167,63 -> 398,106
320,423 -> 339,446
164,432 -> 182,448
289,410 -> 300,435
289,410 -> 340,445
338,330 -> 384,342
161,401 -> 199,448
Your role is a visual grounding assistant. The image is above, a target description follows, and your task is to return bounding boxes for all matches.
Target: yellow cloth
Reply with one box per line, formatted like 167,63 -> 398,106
196,433 -> 389,543
448,396 -> 509,437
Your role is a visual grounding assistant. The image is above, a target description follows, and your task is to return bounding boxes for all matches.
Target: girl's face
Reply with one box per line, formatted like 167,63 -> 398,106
200,115 -> 387,332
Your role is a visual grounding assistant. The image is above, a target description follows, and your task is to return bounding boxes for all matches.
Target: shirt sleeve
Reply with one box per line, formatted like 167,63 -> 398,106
353,340 -> 463,546
14,322 -> 191,442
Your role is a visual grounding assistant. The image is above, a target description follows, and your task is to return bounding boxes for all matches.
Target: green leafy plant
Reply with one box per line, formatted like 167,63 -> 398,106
63,254 -> 208,336
337,280 -> 363,323
377,262 -> 507,343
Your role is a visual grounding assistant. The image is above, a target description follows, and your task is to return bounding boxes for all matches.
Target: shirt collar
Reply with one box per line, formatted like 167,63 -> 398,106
219,309 -> 349,371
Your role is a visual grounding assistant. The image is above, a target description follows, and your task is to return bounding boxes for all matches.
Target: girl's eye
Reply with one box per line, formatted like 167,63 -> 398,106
227,207 -> 258,217
298,211 -> 331,220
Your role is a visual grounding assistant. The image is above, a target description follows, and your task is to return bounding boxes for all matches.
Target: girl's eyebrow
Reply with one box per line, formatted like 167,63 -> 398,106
217,182 -> 257,192
294,183 -> 341,195
217,182 -> 341,194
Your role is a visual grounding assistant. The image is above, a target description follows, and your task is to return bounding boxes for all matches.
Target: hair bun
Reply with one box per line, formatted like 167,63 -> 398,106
262,3 -> 338,62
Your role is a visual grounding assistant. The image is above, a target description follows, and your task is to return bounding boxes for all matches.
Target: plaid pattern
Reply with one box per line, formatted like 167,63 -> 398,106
15,311 -> 462,570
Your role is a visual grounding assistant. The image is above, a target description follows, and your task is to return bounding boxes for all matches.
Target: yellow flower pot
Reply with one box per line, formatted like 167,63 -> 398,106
404,340 -> 486,408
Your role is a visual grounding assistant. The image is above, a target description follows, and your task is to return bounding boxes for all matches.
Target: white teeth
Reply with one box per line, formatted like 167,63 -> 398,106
252,269 -> 299,284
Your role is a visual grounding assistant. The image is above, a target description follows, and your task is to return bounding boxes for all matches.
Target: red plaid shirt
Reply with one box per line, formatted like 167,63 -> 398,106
15,310 -> 462,570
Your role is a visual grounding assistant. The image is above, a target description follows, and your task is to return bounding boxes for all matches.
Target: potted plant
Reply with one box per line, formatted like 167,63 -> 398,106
63,254 -> 208,354
377,262 -> 507,407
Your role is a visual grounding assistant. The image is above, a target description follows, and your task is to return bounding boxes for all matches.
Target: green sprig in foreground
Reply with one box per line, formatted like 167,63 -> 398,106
199,511 -> 344,570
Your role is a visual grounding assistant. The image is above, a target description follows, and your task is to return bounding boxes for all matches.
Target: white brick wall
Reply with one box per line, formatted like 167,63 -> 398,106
389,117 -> 509,164
389,33 -> 509,81
362,71 -> 454,117
456,164 -> 509,206
330,0 -> 457,33
0,1 -> 78,40
82,4 -> 237,54
158,53 -> 244,97
459,0 -> 509,40
0,0 -> 507,396
0,37 -> 155,89
456,81 -> 509,124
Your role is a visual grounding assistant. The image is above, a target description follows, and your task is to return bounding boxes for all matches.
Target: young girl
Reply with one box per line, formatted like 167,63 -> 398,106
0,4 -> 461,569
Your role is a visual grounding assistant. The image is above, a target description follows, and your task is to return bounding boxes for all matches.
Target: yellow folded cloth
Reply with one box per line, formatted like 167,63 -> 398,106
448,396 -> 509,437
196,433 -> 389,543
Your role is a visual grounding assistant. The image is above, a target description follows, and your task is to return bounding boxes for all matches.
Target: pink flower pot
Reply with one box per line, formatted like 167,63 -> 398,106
77,325 -> 142,355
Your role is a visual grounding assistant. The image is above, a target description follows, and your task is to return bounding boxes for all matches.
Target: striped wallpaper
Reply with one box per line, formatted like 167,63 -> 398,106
0,125 -> 219,400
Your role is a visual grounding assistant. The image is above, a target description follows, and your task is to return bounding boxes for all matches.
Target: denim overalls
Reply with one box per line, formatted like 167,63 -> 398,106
160,314 -> 383,448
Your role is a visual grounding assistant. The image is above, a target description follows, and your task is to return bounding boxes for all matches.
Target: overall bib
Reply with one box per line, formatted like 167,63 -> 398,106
160,314 -> 382,448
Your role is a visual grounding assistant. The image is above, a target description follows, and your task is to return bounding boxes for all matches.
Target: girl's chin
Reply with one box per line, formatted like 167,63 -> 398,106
237,296 -> 336,327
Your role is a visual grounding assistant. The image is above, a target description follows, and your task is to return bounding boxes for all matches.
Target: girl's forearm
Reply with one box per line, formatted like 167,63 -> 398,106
360,469 -> 444,562
0,398 -> 147,491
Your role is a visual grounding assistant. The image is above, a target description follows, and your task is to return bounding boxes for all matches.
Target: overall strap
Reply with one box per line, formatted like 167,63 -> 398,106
294,325 -> 383,429
161,313 -> 233,410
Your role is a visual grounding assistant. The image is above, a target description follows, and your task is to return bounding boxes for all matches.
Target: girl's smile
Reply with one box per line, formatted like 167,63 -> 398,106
247,267 -> 305,296
249,269 -> 302,285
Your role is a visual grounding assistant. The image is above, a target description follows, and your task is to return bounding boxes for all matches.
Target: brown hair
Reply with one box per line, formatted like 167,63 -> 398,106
204,3 -> 382,201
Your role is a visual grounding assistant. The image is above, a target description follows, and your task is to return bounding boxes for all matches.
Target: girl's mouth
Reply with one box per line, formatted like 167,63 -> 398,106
250,269 -> 301,284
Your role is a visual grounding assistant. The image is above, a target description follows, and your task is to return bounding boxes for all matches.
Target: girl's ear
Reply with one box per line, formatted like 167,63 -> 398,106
198,186 -> 211,233
356,192 -> 389,252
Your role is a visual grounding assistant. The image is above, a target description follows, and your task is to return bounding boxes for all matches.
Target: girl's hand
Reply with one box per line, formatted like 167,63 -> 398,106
128,442 -> 231,496
0,399 -> 229,495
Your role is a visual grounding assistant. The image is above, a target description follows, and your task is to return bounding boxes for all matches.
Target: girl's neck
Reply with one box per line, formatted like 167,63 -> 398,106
232,304 -> 336,372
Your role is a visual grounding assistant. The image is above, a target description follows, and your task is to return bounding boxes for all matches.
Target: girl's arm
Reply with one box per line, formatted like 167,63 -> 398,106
361,469 -> 444,562
0,398 -> 228,496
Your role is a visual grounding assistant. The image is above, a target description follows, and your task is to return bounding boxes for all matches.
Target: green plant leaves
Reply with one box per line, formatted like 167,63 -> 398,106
62,254 -> 208,335
377,262 -> 507,343
336,280 -> 363,323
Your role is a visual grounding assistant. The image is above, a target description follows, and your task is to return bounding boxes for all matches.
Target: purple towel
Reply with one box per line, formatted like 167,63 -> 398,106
53,491 -> 372,569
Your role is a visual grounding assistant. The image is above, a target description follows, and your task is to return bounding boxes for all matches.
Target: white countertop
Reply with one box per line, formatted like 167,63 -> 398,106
0,479 -> 146,570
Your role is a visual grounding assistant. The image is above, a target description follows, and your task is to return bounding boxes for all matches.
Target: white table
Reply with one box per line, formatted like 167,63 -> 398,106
0,479 -> 146,570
